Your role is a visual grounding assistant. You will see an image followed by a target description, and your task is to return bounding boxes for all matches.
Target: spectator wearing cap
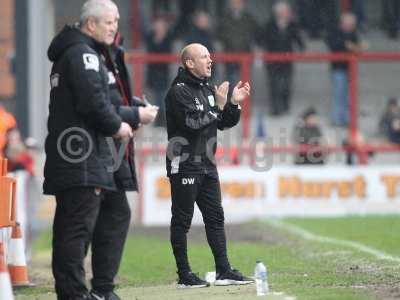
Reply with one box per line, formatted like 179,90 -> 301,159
292,107 -> 325,165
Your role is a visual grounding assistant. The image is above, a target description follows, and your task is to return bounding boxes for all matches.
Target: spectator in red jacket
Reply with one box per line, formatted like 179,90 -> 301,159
0,104 -> 16,156
4,128 -> 34,175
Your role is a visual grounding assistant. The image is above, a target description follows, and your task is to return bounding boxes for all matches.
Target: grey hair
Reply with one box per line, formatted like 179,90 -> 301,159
80,0 -> 117,24
273,1 -> 290,14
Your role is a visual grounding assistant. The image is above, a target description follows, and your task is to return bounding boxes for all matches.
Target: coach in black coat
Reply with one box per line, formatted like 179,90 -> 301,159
164,43 -> 253,288
44,24 -> 128,194
43,1 -> 134,298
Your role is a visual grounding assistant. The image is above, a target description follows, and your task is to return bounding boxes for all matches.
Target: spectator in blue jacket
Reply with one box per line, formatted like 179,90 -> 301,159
325,12 -> 367,126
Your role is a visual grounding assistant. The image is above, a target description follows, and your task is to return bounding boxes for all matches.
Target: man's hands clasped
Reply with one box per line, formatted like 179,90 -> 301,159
114,122 -> 133,140
139,105 -> 159,125
114,95 -> 159,140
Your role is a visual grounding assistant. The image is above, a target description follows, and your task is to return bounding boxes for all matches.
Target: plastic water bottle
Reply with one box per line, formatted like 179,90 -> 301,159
254,260 -> 268,296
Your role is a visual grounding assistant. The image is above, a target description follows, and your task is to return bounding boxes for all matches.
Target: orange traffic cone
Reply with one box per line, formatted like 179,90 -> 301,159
7,223 -> 31,287
0,241 -> 14,299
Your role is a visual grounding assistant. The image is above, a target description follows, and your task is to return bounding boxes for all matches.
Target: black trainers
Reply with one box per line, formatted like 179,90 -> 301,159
90,290 -> 121,300
177,272 -> 210,289
214,269 -> 254,286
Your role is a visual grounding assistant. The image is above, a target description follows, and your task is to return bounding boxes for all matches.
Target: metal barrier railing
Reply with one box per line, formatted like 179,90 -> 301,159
126,51 -> 400,163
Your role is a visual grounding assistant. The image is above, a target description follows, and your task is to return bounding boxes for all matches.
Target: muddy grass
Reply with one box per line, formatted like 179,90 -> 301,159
20,223 -> 400,300
132,222 -> 296,246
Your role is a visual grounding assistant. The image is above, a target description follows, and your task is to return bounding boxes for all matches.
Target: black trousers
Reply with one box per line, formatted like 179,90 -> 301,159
169,172 -> 230,275
52,187 -> 131,299
267,63 -> 293,115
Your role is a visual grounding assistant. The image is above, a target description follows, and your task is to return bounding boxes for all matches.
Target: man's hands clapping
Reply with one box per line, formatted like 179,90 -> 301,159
231,81 -> 251,105
215,81 -> 229,110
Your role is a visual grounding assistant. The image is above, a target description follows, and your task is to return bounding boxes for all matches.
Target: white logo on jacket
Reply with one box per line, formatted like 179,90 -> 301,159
83,53 -> 99,72
208,95 -> 215,106
50,73 -> 60,88
182,178 -> 195,185
194,97 -> 204,111
108,71 -> 116,84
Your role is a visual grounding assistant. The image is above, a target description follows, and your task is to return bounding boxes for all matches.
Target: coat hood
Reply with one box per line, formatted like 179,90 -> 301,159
47,25 -> 101,62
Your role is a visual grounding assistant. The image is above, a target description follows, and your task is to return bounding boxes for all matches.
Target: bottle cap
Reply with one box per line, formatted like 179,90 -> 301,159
256,260 -> 262,263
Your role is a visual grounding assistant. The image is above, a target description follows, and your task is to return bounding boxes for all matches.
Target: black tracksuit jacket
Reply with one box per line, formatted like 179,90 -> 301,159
44,25 -> 122,195
165,67 -> 241,176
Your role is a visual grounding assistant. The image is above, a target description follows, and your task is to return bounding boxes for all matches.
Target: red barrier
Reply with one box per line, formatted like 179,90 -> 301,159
126,51 -> 400,163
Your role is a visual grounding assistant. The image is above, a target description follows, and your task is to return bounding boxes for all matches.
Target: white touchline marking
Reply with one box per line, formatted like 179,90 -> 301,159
265,219 -> 400,263
271,291 -> 297,300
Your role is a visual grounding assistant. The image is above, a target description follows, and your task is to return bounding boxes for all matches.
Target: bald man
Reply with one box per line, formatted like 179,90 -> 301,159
164,43 -> 253,288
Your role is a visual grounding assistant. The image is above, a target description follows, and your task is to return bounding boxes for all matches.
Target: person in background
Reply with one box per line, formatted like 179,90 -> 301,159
185,10 -> 214,53
257,1 -> 305,116
388,117 -> 400,144
303,0 -> 338,39
173,0 -> 201,39
378,97 -> 400,139
292,107 -> 325,165
382,0 -> 400,39
217,0 -> 258,86
377,98 -> 400,144
325,12 -> 367,127
343,132 -> 374,165
185,10 -> 216,81
349,0 -> 366,30
0,104 -> 16,156
144,16 -> 174,127
4,128 -> 35,175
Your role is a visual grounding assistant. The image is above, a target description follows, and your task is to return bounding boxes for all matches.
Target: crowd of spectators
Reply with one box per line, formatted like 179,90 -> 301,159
138,0 -> 400,167
141,0 -> 373,122
2,0 -> 399,168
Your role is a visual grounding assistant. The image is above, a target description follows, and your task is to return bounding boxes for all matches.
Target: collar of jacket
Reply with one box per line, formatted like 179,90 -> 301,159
174,67 -> 209,87
47,24 -> 107,62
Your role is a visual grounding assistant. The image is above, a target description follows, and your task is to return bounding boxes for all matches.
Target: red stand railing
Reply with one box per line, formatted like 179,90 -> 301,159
126,51 -> 400,163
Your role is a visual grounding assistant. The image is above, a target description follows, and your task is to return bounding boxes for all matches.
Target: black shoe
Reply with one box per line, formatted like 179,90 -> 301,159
90,290 -> 121,300
214,269 -> 254,286
177,272 -> 210,289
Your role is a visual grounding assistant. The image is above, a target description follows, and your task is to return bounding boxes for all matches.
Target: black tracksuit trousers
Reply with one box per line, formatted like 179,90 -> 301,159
52,187 -> 131,299
169,172 -> 231,275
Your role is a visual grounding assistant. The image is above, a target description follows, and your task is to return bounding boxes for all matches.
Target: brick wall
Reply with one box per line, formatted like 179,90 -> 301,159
0,0 -> 15,99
